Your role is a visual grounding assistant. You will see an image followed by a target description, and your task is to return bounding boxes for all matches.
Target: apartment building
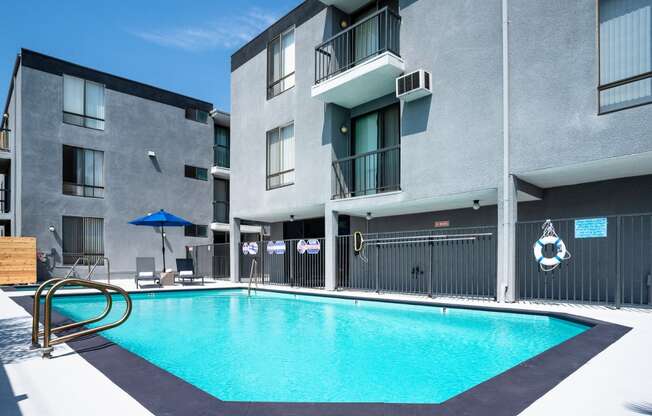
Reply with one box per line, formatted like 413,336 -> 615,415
229,0 -> 652,304
1,49 -> 229,277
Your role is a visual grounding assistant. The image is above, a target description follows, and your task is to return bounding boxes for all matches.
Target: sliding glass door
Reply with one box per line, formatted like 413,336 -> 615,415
352,104 -> 400,196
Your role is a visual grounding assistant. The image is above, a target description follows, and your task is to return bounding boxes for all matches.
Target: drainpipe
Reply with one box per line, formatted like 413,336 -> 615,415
499,0 -> 516,302
647,274 -> 651,306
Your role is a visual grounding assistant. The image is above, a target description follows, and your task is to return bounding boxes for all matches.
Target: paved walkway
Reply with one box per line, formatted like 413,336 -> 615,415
1,279 -> 650,415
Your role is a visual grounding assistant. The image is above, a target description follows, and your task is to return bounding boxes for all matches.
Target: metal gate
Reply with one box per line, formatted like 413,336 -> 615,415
516,214 -> 652,307
191,243 -> 230,280
336,226 -> 497,298
239,238 -> 325,288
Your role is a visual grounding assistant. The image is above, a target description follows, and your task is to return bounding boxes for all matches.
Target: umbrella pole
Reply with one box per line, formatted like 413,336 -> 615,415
161,226 -> 166,272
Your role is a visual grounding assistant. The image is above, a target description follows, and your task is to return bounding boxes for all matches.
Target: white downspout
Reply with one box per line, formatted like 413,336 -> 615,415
500,0 -> 515,302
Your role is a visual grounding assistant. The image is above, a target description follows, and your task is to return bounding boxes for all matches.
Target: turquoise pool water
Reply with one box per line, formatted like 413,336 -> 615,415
51,289 -> 587,403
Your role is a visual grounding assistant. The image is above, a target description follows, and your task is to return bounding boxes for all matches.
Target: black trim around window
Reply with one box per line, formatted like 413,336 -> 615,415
597,1 -> 652,115
185,108 -> 209,123
62,145 -> 105,198
184,165 -> 208,181
184,224 -> 208,237
266,28 -> 295,100
265,124 -> 295,190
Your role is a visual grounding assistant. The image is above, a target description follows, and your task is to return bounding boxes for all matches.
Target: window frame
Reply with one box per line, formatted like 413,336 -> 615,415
266,121 -> 295,190
184,164 -> 209,181
62,75 -> 106,130
597,0 -> 652,115
214,126 -> 230,168
213,178 -> 230,224
267,26 -> 296,100
184,224 -> 208,237
62,215 -> 105,265
185,108 -> 209,123
62,144 -> 105,199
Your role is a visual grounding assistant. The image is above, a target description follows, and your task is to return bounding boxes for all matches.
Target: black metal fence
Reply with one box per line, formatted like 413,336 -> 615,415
332,146 -> 400,199
336,227 -> 497,298
315,7 -> 401,84
239,239 -> 325,288
516,214 -> 652,307
191,243 -> 230,280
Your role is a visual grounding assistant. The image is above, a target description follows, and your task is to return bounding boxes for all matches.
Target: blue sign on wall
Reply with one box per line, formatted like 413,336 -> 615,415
574,218 -> 608,238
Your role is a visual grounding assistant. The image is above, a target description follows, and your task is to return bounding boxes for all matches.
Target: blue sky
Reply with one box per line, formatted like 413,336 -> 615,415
0,0 -> 302,112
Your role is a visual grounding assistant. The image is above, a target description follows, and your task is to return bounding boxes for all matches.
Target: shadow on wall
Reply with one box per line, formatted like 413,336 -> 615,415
401,95 -> 431,137
149,156 -> 161,172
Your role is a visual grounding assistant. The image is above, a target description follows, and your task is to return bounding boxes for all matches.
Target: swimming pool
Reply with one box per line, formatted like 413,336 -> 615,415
51,289 -> 587,404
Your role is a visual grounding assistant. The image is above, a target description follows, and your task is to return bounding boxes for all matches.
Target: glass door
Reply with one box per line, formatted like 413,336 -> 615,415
353,112 -> 379,196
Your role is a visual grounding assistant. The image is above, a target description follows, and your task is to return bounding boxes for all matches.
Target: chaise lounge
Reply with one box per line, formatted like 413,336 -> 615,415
175,258 -> 204,285
135,257 -> 161,288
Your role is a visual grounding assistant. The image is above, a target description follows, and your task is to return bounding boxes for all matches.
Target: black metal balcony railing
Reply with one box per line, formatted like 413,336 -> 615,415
315,7 -> 401,84
0,188 -> 8,213
214,145 -> 230,169
332,146 -> 400,199
213,201 -> 229,224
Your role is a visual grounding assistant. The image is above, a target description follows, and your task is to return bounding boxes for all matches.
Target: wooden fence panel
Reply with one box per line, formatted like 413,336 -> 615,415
0,237 -> 37,284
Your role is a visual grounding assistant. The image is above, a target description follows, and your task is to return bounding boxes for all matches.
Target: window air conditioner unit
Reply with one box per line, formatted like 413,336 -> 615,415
396,69 -> 432,102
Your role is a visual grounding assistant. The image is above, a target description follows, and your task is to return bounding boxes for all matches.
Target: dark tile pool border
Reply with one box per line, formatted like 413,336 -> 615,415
12,288 -> 631,416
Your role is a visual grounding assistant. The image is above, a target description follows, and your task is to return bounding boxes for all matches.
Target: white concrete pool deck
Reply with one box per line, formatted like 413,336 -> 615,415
0,278 -> 650,415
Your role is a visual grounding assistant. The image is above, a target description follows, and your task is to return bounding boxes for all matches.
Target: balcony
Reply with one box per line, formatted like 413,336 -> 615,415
332,146 -> 400,199
312,7 -> 404,108
212,145 -> 230,178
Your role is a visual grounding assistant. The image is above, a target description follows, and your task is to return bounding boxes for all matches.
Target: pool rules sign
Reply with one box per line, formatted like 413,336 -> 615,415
297,239 -> 321,254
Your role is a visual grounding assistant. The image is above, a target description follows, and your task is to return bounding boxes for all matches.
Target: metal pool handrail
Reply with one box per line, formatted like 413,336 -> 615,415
31,278 -> 132,358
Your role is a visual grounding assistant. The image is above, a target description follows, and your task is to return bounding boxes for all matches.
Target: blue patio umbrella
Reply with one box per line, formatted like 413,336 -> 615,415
128,209 -> 192,271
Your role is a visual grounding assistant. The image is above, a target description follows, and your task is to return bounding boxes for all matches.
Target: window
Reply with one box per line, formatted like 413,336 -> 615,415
63,75 -> 105,129
62,216 -> 104,265
213,178 -> 229,223
266,123 -> 295,189
267,28 -> 295,99
184,165 -> 208,181
186,108 -> 209,123
62,145 -> 104,198
184,224 -> 208,237
599,0 -> 652,113
214,126 -> 230,168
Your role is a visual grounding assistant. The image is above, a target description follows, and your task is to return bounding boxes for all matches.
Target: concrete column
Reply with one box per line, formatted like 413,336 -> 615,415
497,175 -> 517,302
229,218 -> 241,283
324,207 -> 338,291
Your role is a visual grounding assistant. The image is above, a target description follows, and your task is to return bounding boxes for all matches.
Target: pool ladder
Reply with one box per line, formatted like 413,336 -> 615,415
247,258 -> 259,296
30,278 -> 133,358
63,256 -> 112,283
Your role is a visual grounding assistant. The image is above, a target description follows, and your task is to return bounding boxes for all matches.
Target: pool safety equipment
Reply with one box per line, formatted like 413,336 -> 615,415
353,231 -> 491,263
533,219 -> 571,272
31,278 -> 132,358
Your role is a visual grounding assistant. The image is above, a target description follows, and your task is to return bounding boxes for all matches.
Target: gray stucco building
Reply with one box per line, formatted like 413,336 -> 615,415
229,0 -> 652,305
1,49 -> 230,278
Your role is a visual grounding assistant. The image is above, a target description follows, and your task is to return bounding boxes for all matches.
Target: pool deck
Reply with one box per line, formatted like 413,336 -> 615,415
0,278 -> 650,415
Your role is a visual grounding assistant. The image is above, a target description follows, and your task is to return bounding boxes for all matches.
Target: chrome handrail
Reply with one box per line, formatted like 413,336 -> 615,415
31,278 -> 132,358
86,256 -> 111,284
63,257 -> 85,279
247,258 -> 258,296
